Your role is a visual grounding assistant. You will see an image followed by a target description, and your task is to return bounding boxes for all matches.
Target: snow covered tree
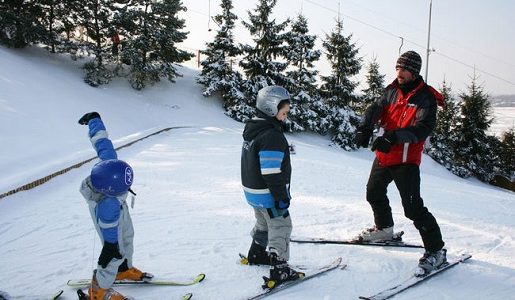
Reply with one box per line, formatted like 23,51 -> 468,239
320,18 -> 362,149
425,80 -> 470,177
115,0 -> 193,90
283,14 -> 324,132
239,0 -> 289,103
359,56 -> 385,114
0,0 -> 47,48
498,128 -> 515,179
77,0 -> 117,86
454,75 -> 496,181
197,0 -> 243,108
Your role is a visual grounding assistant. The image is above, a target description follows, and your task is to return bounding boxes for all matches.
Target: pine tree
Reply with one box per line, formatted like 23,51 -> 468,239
116,0 -> 193,90
498,128 -> 515,179
197,0 -> 242,107
360,57 -> 385,114
0,0 -> 47,48
240,0 -> 289,94
320,18 -> 362,149
38,0 -> 82,53
425,80 -> 471,177
77,0 -> 116,86
283,14 -> 323,132
454,74 -> 496,181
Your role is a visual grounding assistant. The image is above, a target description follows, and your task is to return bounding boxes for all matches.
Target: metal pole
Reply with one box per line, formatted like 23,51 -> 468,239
425,0 -> 432,82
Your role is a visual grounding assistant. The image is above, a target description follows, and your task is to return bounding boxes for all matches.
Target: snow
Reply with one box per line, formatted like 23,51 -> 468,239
0,46 -> 514,300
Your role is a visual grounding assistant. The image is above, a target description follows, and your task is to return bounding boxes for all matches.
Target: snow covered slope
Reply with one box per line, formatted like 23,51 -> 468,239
0,46 -> 514,299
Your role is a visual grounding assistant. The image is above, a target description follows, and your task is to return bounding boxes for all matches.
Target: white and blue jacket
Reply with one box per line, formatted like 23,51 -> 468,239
241,113 -> 291,209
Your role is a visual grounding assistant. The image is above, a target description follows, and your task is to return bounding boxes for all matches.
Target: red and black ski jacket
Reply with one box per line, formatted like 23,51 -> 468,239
361,77 -> 444,167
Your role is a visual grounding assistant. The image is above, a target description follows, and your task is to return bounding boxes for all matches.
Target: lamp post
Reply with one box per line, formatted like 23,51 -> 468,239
425,0 -> 433,83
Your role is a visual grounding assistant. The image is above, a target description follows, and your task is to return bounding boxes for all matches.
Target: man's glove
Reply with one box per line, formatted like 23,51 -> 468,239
275,199 -> 290,210
354,126 -> 373,148
78,112 -> 101,125
98,242 -> 122,268
371,131 -> 397,153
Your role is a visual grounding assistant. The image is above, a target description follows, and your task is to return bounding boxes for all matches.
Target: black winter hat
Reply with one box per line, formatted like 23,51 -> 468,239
396,51 -> 422,75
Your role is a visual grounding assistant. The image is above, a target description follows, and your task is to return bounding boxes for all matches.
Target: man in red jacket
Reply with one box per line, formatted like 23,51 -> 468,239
354,51 -> 446,276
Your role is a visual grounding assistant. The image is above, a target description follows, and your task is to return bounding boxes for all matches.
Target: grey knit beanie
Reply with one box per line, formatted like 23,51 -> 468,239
396,51 -> 422,75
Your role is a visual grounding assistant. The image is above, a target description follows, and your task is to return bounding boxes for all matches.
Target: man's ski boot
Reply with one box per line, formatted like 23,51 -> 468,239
116,260 -> 153,281
86,272 -> 130,300
246,240 -> 271,265
415,248 -> 448,277
262,253 -> 304,289
354,226 -> 394,242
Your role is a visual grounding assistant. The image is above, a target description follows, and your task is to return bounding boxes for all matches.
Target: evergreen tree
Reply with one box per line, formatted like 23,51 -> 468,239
197,0 -> 242,105
454,74 -> 496,181
78,0 -> 116,86
360,56 -> 385,114
38,0 -> 82,53
0,0 -> 47,48
283,14 -> 324,133
320,18 -> 362,149
425,80 -> 471,177
498,128 -> 515,179
116,0 -> 193,90
240,0 -> 289,95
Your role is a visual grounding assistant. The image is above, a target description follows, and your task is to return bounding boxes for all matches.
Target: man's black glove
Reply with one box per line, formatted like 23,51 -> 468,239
78,112 -> 101,125
371,131 -> 397,153
98,242 -> 122,268
354,126 -> 373,148
275,199 -> 290,210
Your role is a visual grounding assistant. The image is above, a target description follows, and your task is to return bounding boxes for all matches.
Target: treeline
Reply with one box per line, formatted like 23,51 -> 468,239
196,0 -> 514,187
0,0 -> 193,89
1,0 -> 513,187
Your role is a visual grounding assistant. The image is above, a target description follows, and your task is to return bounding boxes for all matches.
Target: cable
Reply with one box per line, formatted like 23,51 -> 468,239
303,0 -> 515,87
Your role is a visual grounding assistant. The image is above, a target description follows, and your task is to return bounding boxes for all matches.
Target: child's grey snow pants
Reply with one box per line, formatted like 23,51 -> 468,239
251,207 -> 292,261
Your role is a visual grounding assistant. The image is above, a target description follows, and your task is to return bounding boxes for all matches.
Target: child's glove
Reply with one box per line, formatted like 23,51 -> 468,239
78,112 -> 101,125
275,199 -> 290,210
98,242 -> 122,268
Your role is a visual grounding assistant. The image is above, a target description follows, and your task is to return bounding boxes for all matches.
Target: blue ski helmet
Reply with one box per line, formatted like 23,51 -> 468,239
91,159 -> 133,196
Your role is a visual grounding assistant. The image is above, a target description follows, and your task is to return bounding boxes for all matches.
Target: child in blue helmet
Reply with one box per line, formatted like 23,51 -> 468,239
78,112 -> 152,300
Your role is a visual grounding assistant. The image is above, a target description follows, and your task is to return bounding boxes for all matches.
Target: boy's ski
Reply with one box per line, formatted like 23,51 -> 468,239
77,289 -> 193,300
291,231 -> 423,248
359,253 -> 472,300
68,273 -> 205,288
247,257 -> 345,300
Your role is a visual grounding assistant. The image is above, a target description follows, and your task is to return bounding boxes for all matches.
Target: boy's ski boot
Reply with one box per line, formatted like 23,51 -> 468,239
246,240 -> 271,265
116,260 -> 153,281
262,253 -> 304,289
415,248 -> 448,277
87,271 -> 130,300
354,226 -> 394,242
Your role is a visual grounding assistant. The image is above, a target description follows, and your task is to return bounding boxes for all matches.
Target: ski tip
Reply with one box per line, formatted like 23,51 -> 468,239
51,290 -> 63,300
181,292 -> 193,300
196,273 -> 206,283
239,253 -> 250,265
77,289 -> 88,300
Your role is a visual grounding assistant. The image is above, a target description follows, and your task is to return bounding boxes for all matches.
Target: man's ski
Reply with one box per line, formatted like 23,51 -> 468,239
291,231 -> 423,248
68,273 -> 205,288
77,289 -> 193,300
359,253 -> 472,300
246,257 -> 345,300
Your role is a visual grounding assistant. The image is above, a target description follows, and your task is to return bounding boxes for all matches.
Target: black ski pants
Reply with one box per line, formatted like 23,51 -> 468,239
366,158 -> 444,252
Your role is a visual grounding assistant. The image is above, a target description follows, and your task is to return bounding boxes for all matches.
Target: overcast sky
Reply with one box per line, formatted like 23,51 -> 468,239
179,0 -> 515,96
